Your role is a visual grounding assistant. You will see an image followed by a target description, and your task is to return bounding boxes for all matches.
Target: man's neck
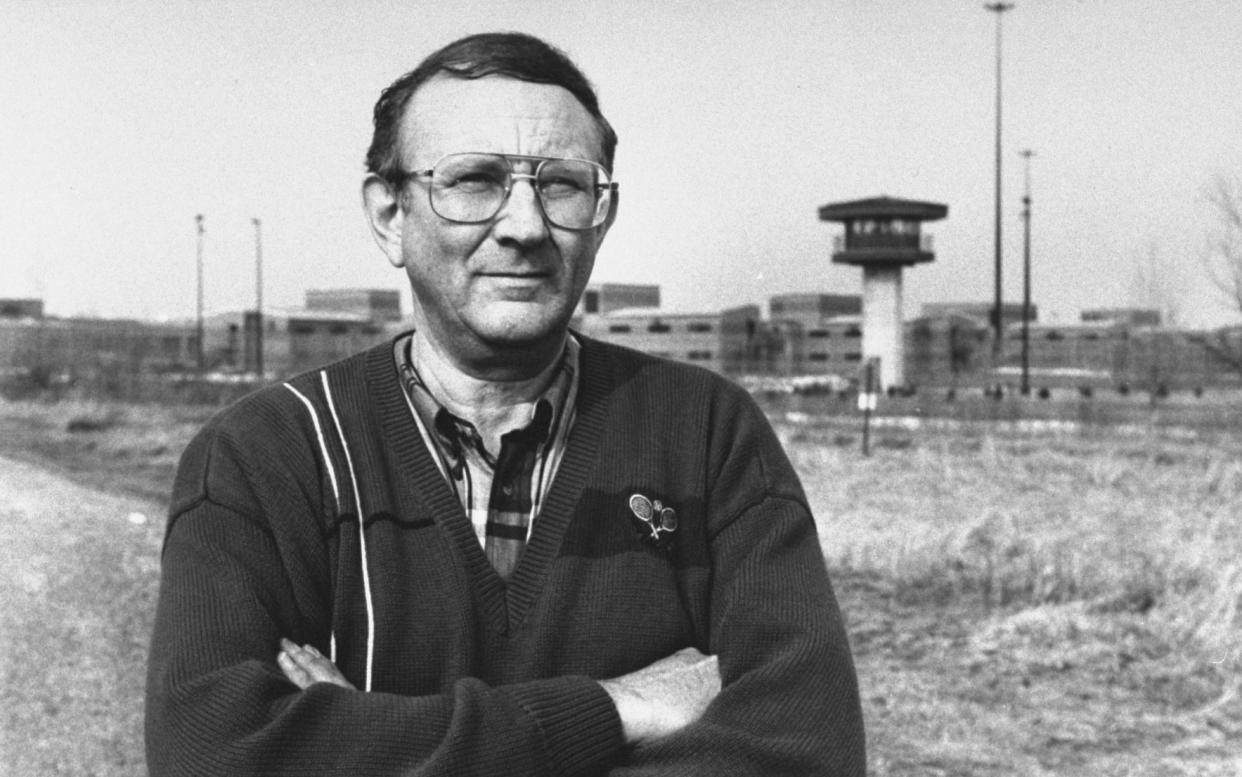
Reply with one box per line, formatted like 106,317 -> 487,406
409,330 -> 565,452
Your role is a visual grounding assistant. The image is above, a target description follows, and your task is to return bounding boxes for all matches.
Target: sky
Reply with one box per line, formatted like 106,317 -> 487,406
3,0 -> 1241,328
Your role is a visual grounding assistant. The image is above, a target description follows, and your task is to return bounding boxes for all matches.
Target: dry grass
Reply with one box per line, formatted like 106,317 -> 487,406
783,420 -> 1242,662
779,415 -> 1242,775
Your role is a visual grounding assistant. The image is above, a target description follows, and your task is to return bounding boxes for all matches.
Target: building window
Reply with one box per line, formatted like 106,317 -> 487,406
808,353 -> 829,362
844,326 -> 862,338
687,350 -> 713,360
291,322 -> 316,335
1045,330 -> 1064,341
687,322 -> 713,333
584,291 -> 600,313
329,324 -> 349,335
845,353 -> 862,361
808,329 -> 829,338
647,320 -> 671,333
608,324 -> 632,334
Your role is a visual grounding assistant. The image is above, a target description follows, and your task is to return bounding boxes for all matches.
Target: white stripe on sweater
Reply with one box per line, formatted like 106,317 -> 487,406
319,370 -> 375,692
282,383 -> 342,512
282,381 -> 343,664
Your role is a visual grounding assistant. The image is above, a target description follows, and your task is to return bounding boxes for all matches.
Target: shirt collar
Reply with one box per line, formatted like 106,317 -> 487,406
395,333 -> 578,471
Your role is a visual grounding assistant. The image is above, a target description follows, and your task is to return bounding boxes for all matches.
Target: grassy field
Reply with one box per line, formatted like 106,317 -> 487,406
1,394 -> 1240,775
773,410 -> 1242,775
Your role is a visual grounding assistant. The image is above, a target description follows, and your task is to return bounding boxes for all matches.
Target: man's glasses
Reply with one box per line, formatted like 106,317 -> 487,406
394,153 -> 617,231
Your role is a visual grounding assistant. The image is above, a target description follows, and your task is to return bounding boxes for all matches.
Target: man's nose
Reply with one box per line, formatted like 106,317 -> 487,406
493,174 -> 549,244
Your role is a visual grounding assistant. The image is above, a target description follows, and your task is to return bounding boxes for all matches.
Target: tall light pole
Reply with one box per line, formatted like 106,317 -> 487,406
986,1 -> 1014,359
195,214 -> 205,372
1020,149 -> 1035,395
252,217 -> 264,378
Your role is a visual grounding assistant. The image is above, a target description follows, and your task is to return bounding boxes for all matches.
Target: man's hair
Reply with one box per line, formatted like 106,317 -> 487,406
366,32 -> 618,180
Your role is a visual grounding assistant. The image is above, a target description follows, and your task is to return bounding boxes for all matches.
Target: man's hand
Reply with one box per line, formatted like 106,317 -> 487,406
598,647 -> 721,745
277,639 -> 356,690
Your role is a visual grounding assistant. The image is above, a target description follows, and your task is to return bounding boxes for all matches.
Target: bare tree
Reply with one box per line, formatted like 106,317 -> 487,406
1194,173 -> 1242,373
1204,173 -> 1242,313
1132,238 -> 1183,327
1126,240 -> 1184,394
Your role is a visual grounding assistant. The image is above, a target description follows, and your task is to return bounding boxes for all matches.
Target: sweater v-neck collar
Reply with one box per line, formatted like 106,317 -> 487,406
365,333 -> 610,635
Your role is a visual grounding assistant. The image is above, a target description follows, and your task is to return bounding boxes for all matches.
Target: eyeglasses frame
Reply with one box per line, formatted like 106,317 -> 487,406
391,152 -> 618,231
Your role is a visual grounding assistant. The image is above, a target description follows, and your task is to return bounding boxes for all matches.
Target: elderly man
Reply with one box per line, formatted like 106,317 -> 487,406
146,32 -> 865,776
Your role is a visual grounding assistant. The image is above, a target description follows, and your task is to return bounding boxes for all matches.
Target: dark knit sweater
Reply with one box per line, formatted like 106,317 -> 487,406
145,335 -> 865,776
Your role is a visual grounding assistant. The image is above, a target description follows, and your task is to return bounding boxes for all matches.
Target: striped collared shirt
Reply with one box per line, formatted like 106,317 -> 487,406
394,334 -> 579,579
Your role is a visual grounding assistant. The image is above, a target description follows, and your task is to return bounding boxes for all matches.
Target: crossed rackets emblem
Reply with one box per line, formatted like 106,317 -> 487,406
628,493 -> 679,541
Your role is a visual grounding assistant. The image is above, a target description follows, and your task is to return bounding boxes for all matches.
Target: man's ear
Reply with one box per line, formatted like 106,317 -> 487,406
362,174 -> 407,268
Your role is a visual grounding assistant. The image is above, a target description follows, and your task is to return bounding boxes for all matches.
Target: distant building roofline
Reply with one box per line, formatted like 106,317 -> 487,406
593,307 -> 723,319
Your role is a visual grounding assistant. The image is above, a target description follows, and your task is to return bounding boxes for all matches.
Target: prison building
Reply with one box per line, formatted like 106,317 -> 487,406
577,305 -> 761,375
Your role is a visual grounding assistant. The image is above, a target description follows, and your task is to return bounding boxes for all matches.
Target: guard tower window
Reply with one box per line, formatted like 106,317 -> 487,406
584,291 -> 600,313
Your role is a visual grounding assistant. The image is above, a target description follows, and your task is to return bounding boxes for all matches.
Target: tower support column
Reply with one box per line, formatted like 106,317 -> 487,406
862,266 -> 904,390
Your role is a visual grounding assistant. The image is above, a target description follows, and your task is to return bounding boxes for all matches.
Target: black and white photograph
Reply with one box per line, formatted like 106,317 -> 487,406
2,2 -> 1240,775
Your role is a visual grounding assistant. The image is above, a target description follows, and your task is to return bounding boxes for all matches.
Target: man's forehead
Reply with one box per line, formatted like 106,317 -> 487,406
400,75 -> 604,162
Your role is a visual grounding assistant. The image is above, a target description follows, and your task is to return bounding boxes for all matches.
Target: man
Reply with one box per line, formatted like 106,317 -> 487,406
146,32 -> 865,775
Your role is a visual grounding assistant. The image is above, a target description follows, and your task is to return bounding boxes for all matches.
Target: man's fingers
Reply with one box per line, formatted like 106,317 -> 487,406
277,639 -> 356,690
277,648 -> 315,689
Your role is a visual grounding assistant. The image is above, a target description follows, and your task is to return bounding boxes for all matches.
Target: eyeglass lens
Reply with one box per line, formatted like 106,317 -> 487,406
429,153 -> 612,229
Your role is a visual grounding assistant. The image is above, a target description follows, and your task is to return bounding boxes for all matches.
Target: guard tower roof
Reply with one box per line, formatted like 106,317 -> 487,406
818,196 -> 948,222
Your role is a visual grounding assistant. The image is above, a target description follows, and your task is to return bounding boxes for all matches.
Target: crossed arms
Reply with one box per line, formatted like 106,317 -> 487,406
145,377 -> 865,776
279,639 -> 722,747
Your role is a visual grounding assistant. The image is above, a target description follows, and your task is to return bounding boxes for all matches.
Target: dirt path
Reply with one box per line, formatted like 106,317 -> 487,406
0,454 -> 164,776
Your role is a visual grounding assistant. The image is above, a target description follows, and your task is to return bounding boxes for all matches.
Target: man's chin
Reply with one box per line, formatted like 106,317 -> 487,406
459,319 -> 562,357
473,304 -> 571,344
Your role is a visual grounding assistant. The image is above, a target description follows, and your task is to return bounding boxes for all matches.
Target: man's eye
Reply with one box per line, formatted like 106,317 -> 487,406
540,177 -> 589,197
446,172 -> 503,192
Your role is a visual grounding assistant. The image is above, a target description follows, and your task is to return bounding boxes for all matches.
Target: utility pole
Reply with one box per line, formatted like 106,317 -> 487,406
985,2 -> 1014,359
252,217 -> 264,378
1020,149 -> 1035,396
195,214 -> 205,372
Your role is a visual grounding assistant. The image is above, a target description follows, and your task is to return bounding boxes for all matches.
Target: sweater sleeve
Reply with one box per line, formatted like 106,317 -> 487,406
145,410 -> 624,777
612,392 -> 867,775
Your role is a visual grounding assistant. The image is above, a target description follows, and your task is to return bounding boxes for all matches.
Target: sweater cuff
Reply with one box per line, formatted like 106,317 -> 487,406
505,675 -> 625,777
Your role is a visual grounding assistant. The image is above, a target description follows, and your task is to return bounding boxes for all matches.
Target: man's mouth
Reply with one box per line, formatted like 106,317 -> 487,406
479,271 -> 550,281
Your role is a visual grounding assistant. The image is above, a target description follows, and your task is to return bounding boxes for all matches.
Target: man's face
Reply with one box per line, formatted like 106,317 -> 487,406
387,75 -> 611,364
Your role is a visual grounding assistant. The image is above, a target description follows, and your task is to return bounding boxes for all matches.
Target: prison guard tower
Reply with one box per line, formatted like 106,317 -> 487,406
818,196 -> 948,391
